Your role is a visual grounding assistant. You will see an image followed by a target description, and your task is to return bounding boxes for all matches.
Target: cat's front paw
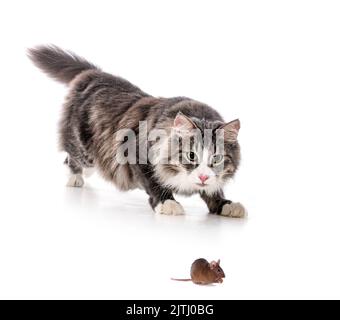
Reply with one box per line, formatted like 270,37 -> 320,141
220,202 -> 246,218
155,200 -> 185,215
66,174 -> 84,187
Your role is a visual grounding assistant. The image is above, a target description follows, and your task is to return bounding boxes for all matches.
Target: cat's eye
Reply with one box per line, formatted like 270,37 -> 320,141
186,151 -> 198,163
211,154 -> 224,166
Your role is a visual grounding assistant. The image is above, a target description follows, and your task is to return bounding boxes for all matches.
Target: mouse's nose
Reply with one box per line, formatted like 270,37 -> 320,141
199,174 -> 209,184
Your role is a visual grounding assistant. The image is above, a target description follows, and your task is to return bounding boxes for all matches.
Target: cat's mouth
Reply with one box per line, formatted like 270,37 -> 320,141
195,183 -> 208,187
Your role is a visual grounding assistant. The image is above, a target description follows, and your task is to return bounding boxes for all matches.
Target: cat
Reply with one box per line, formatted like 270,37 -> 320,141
28,45 -> 246,218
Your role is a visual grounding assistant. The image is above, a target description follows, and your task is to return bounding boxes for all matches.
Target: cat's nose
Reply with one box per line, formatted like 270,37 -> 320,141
199,174 -> 209,183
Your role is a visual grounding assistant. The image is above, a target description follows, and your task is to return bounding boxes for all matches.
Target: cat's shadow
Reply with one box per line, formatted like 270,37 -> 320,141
63,184 -> 248,228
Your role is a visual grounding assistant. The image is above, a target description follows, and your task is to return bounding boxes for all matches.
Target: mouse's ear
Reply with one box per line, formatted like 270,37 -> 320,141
209,261 -> 217,269
217,259 -> 220,265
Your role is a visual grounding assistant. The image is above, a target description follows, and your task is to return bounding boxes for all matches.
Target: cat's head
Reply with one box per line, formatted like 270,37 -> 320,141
154,112 -> 241,195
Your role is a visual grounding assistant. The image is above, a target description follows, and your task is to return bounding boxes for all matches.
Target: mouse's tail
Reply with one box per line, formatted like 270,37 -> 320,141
171,278 -> 192,281
27,45 -> 100,84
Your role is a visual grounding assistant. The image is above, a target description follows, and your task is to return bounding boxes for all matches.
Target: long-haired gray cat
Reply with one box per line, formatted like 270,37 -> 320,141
28,45 -> 245,217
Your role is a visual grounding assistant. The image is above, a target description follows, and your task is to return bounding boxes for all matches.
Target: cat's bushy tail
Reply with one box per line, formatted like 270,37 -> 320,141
27,45 -> 99,84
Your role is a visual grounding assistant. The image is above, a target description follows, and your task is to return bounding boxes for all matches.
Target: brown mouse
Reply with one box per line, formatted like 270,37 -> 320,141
171,258 -> 225,285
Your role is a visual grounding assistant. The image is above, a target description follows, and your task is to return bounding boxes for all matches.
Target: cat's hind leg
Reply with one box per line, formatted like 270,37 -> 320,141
64,156 -> 84,188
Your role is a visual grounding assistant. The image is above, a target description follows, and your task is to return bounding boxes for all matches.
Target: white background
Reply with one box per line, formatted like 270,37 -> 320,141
0,0 -> 340,299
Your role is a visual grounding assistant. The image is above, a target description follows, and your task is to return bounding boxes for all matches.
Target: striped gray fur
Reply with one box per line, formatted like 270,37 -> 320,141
28,45 -> 243,216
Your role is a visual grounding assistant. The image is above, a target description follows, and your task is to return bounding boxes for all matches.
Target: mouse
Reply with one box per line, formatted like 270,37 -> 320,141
171,258 -> 225,285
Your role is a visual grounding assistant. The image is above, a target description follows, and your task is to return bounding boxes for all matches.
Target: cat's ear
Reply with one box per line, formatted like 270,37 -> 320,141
219,119 -> 240,142
173,112 -> 197,131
